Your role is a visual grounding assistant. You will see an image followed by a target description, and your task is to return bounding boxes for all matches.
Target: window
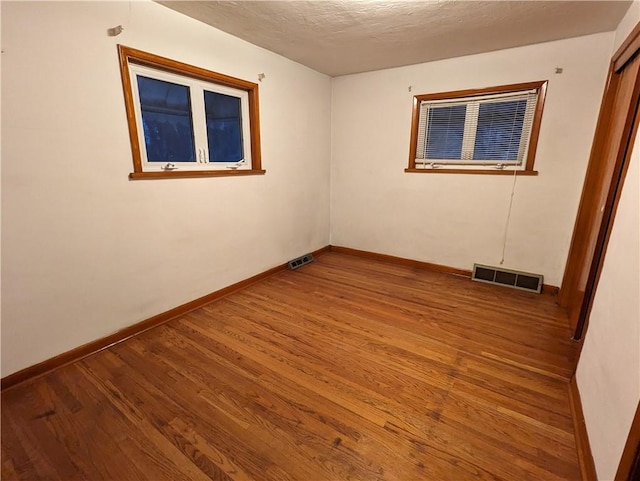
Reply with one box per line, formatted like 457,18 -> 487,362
118,45 -> 264,179
407,81 -> 547,175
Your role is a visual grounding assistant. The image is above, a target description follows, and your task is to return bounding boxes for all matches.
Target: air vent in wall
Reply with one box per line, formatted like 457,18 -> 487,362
288,253 -> 314,270
472,264 -> 543,293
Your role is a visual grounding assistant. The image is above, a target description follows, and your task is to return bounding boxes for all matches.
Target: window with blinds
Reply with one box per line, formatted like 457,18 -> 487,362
407,81 -> 547,174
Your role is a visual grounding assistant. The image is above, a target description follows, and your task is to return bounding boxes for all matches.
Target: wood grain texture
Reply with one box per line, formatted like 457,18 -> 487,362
128,169 -> 266,180
1,246 -> 330,391
558,60 -> 616,313
615,401 -> 640,481
614,20 -> 640,73
559,34 -> 640,340
331,245 -> 473,277
404,168 -> 539,175
331,245 -> 559,295
574,74 -> 640,340
525,80 -> 548,171
407,94 -> 421,170
1,253 -> 580,480
569,376 -> 597,481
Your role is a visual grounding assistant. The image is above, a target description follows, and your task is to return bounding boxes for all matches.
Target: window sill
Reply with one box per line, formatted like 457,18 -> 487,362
404,168 -> 538,176
129,169 -> 266,180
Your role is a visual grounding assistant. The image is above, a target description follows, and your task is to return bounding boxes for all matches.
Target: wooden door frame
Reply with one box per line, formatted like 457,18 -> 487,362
615,402 -> 640,480
559,22 -> 640,342
574,78 -> 640,342
559,22 -> 640,481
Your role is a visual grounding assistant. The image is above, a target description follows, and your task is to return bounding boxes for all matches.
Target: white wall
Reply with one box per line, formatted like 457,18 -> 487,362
330,33 -> 613,286
614,0 -> 640,50
577,128 -> 639,481
1,1 -> 331,377
576,5 -> 640,480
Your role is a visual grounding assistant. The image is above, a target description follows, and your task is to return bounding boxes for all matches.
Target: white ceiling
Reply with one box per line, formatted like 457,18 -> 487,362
158,1 -> 632,77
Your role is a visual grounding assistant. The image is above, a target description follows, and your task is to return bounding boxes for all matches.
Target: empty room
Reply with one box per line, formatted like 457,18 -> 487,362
2,1 -> 639,480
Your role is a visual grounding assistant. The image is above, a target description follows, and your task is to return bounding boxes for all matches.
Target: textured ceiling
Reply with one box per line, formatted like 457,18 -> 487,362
158,1 -> 632,77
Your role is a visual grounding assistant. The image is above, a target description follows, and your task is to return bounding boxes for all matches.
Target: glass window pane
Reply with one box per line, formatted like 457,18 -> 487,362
424,105 -> 466,160
204,90 -> 243,163
473,99 -> 526,161
137,76 -> 196,163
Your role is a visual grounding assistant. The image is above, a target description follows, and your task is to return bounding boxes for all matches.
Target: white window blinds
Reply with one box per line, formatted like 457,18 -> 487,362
416,89 -> 538,165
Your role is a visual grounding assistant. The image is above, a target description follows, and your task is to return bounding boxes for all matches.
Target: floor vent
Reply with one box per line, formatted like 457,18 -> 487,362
288,253 -> 314,270
472,264 -> 543,293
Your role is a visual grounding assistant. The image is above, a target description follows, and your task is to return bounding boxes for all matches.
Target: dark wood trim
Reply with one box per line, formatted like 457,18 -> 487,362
616,401 -> 640,480
0,252 -> 582,480
330,245 -> 472,277
574,90 -> 640,343
329,245 -> 559,295
129,169 -> 266,180
559,25 -> 640,342
407,95 -> 420,170
248,86 -> 262,171
118,45 -> 143,174
525,80 -> 548,171
117,44 -> 262,176
569,376 -> 598,481
404,168 -> 538,176
0,246 -> 331,392
625,448 -> 640,481
614,21 -> 640,73
118,44 -> 258,91
0,243 -> 559,391
407,80 -> 547,173
542,284 -> 560,296
412,80 -> 547,102
558,62 -> 617,311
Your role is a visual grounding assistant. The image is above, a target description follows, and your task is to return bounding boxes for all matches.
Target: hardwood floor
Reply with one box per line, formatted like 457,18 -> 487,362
1,252 -> 581,480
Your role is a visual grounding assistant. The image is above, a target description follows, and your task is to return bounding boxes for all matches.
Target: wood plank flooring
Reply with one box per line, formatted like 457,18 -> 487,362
1,252 -> 581,480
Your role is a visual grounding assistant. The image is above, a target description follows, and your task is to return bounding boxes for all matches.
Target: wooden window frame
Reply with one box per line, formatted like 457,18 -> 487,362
117,45 -> 264,179
406,81 -> 547,176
